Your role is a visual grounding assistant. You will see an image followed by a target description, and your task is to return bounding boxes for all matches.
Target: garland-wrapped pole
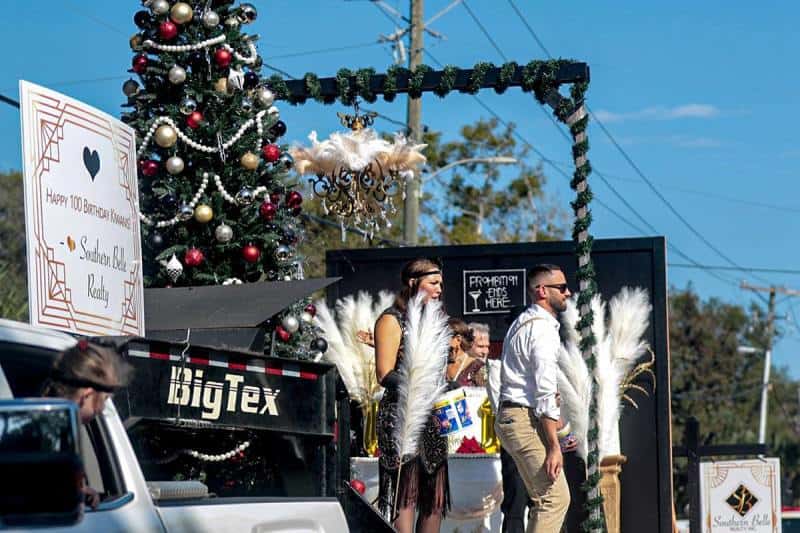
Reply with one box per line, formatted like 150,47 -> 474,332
566,99 -> 606,531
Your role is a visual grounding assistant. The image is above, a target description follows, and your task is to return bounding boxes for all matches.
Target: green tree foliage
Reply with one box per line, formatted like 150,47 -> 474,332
0,171 -> 27,321
420,118 -> 567,244
670,285 -> 800,510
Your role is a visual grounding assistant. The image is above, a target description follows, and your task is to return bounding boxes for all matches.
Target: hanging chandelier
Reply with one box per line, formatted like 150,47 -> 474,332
290,104 -> 426,236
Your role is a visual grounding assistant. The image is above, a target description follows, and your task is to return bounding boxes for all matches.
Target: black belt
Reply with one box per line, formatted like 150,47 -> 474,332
500,400 -> 529,409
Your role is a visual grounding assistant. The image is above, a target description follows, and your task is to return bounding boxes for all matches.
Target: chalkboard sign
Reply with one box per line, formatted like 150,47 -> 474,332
462,269 -> 526,315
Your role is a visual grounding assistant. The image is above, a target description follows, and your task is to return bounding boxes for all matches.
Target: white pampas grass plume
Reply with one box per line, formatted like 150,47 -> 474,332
608,287 -> 651,374
313,298 -> 366,405
394,294 -> 450,459
557,297 -> 592,460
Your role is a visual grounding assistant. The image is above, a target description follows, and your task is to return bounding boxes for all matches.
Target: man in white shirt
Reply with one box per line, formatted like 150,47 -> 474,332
495,264 -> 571,532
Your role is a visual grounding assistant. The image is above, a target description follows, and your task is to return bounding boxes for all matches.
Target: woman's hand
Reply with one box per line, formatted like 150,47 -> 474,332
356,330 -> 374,347
83,485 -> 100,510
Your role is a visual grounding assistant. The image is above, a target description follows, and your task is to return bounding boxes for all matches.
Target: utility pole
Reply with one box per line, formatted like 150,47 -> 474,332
740,282 -> 800,444
403,0 -> 424,245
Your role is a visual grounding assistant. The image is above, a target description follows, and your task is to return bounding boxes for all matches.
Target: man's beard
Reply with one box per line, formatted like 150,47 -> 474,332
550,295 -> 567,313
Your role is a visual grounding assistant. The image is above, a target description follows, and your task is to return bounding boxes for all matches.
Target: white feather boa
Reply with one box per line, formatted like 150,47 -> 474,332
557,287 -> 652,460
394,294 -> 450,460
312,290 -> 395,407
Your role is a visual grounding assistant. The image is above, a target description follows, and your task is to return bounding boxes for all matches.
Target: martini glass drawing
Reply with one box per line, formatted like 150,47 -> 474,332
468,290 -> 482,313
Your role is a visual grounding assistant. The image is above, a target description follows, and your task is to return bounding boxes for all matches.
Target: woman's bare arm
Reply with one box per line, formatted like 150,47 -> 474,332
375,314 -> 402,383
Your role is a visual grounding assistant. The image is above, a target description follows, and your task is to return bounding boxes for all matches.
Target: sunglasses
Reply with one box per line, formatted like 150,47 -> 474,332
538,283 -> 570,294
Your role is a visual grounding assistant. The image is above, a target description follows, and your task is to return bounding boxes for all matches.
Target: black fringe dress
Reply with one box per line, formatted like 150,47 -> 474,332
376,306 -> 450,521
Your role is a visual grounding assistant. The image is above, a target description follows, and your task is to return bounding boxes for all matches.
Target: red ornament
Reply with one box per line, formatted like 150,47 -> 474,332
275,325 -> 291,342
159,21 -> 179,41
259,201 -> 277,221
304,303 -> 317,317
214,48 -> 232,68
269,192 -> 282,205
186,111 -> 204,129
140,159 -> 159,177
350,479 -> 366,495
242,244 -> 261,263
261,144 -> 281,163
132,54 -> 148,74
285,190 -> 303,209
184,247 -> 204,267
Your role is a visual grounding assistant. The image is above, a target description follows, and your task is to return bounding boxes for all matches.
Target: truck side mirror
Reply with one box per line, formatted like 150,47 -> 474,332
0,399 -> 84,528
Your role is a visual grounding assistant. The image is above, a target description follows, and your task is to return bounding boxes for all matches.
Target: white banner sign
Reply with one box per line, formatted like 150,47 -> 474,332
20,81 -> 144,337
700,458 -> 781,533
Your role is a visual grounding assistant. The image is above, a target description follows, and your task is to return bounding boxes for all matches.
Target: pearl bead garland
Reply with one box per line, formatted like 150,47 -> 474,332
138,111 -> 268,157
139,173 -> 210,227
143,33 -> 226,53
223,42 -> 258,65
214,175 -> 269,206
153,440 -> 251,464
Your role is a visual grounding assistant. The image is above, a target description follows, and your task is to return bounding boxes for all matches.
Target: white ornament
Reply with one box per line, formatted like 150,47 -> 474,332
168,65 -> 187,84
222,278 -> 243,286
256,87 -> 275,107
300,312 -> 313,324
166,254 -> 183,282
165,156 -> 185,175
202,9 -> 220,28
267,105 -> 280,119
282,315 -> 300,334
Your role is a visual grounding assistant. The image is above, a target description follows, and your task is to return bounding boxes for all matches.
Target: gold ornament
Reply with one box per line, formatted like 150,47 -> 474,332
362,401 -> 379,456
214,77 -> 229,95
240,151 -> 260,170
194,204 -> 213,223
154,125 -> 178,148
170,2 -> 194,24
478,397 -> 500,453
129,33 -> 143,51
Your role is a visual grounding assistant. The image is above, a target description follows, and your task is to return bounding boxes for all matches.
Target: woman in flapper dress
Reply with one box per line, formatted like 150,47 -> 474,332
445,318 -> 484,387
375,258 -> 450,533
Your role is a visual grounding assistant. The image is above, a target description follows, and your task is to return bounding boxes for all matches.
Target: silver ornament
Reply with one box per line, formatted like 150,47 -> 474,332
235,187 -> 254,206
224,16 -> 239,29
166,254 -> 183,283
283,275 -> 293,282
168,65 -> 187,85
179,97 -> 198,115
150,0 -> 170,15
281,315 -> 300,334
275,244 -> 292,262
201,9 -> 220,28
300,311 -> 313,324
237,3 -> 258,24
122,79 -> 140,97
215,223 -> 234,243
267,105 -> 280,119
256,87 -> 275,107
165,156 -> 185,175
278,152 -> 294,170
240,97 -> 253,112
222,277 -> 243,286
178,203 -> 194,221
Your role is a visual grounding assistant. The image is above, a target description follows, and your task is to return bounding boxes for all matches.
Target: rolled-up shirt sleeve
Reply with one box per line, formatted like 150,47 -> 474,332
531,327 -> 561,421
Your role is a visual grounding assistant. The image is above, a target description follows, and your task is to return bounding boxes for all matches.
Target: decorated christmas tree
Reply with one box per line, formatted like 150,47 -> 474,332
122,1 -> 324,358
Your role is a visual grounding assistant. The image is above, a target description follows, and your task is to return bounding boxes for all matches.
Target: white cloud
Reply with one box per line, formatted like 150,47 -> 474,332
593,104 -> 720,123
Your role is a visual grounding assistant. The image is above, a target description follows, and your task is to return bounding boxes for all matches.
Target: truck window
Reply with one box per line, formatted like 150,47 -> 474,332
83,414 -> 127,504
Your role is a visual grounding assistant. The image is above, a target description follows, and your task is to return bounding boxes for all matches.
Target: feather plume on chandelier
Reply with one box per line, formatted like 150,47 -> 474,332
290,105 -> 426,238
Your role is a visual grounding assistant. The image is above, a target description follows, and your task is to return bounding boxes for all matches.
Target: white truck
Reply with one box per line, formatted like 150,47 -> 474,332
0,318 -> 350,532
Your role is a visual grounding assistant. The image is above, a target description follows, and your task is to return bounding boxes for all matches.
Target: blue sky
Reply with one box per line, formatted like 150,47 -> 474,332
1,1 -> 799,376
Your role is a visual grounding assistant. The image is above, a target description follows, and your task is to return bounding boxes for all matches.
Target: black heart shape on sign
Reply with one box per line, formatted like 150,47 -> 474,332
83,147 -> 100,181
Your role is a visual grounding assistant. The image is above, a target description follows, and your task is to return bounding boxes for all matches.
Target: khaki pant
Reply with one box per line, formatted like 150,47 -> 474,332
495,405 -> 570,533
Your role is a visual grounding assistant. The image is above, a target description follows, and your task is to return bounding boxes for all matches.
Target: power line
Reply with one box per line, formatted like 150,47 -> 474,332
505,0 -> 552,58
265,41 -> 381,60
461,1 -> 508,62
670,264 -> 800,275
